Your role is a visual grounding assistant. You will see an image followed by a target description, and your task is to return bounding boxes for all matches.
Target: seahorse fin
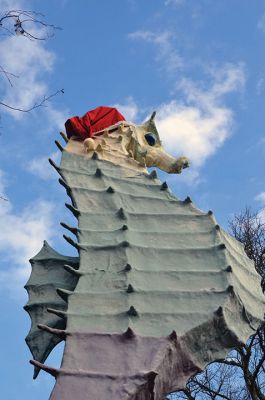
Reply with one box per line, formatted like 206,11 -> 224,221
25,241 -> 79,378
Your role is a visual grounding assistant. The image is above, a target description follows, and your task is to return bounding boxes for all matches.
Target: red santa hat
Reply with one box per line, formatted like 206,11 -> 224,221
65,106 -> 126,140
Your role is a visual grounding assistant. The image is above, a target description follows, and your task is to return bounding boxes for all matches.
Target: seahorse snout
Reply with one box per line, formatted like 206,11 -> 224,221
169,156 -> 190,174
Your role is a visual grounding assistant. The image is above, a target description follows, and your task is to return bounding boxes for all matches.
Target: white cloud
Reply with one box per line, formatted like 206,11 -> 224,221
155,63 -> 245,177
0,4 -> 65,129
113,97 -> 139,122
260,137 -> 265,146
128,25 -> 245,181
0,33 -> 54,117
26,151 -> 60,180
255,192 -> 265,204
114,63 -> 245,184
257,14 -> 265,33
46,107 -> 69,131
256,76 -> 265,95
0,169 -> 7,197
129,30 -> 171,44
0,0 -> 23,8
0,169 -> 56,294
165,0 -> 185,6
128,30 -> 183,73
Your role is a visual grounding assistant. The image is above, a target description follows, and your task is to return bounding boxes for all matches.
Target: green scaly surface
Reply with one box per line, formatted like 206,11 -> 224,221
58,150 -> 264,340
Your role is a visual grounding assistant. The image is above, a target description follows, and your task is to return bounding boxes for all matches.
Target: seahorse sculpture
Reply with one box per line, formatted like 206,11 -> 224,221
25,108 -> 264,400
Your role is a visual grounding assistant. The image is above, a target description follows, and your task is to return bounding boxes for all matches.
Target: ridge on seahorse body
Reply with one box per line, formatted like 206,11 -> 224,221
24,107 -> 264,400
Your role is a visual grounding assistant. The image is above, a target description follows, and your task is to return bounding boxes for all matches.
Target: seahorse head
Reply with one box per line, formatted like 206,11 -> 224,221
65,107 -> 189,175
127,111 -> 189,174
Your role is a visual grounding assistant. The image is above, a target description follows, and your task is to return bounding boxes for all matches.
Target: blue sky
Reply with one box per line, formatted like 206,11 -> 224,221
0,0 -> 265,399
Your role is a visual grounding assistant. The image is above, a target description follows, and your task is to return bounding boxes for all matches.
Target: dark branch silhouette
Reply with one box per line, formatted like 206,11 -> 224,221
0,9 -> 63,115
229,206 -> 265,287
171,324 -> 265,400
0,9 -> 64,201
0,89 -> 64,113
0,195 -> 8,201
0,10 -> 61,40
170,208 -> 265,400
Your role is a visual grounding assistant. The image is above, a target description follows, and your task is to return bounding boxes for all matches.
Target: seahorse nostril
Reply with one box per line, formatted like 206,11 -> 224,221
170,157 -> 190,173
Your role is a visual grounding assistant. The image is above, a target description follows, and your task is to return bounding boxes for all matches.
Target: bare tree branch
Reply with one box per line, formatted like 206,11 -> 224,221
0,195 -> 8,201
0,64 -> 18,86
0,9 -> 63,119
229,206 -> 265,288
0,10 -> 61,40
170,326 -> 265,400
0,89 -> 64,113
0,8 -> 63,201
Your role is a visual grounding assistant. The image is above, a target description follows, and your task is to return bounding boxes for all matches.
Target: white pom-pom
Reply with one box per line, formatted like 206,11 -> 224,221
84,138 -> 95,152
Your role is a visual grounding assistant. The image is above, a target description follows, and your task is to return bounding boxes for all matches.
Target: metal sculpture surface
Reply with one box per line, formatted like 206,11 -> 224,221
25,111 -> 264,400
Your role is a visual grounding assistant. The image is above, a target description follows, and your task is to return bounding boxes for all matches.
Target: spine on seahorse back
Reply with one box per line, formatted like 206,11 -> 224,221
48,150 -> 202,399
42,143 -> 264,399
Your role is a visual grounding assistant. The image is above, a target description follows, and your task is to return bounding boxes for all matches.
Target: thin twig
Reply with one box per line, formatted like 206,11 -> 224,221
0,89 -> 64,112
0,195 -> 8,201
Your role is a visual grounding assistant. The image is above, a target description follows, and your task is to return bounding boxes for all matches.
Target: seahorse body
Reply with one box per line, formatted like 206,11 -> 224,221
25,118 -> 264,400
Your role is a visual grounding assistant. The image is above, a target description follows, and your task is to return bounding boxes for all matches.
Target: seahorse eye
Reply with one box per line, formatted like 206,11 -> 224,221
144,132 -> 157,146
